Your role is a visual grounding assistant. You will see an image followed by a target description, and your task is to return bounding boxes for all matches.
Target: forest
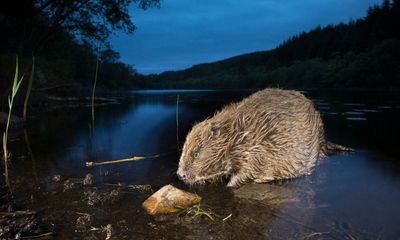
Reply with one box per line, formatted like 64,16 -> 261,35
1,0 -> 399,104
143,0 -> 400,89
0,0 -> 160,109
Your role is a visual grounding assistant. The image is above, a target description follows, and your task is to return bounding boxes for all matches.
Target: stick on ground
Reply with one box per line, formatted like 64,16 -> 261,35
86,151 -> 176,167
86,156 -> 146,167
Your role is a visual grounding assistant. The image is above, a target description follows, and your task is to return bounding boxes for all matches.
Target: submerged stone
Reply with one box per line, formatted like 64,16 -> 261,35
142,185 -> 201,215
233,183 -> 297,204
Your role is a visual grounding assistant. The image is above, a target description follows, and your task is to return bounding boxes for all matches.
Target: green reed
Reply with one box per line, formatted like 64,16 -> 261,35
2,57 -> 24,187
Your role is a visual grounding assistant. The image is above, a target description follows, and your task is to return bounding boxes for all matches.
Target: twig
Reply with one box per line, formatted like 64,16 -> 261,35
222,213 -> 232,221
76,212 -> 92,216
47,95 -> 116,102
0,210 -> 36,216
20,232 -> 54,239
86,151 -> 176,167
23,54 -> 35,120
301,232 -> 330,240
34,83 -> 80,91
345,233 -> 357,240
86,156 -> 146,167
91,43 -> 100,126
85,151 -> 177,167
89,226 -> 101,231
176,94 -> 180,149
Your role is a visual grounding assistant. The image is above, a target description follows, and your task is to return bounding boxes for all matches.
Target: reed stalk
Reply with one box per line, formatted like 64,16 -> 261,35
23,55 -> 35,121
91,45 -> 100,126
2,57 -> 24,187
176,94 -> 180,149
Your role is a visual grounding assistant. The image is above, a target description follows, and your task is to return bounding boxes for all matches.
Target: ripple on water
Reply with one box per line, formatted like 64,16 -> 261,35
344,103 -> 366,106
353,109 -> 381,113
315,102 -> 329,106
345,111 -> 365,115
377,106 -> 392,109
346,117 -> 367,121
322,112 -> 339,115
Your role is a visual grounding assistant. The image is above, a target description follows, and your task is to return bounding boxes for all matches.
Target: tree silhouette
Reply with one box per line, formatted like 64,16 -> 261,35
0,0 -> 160,54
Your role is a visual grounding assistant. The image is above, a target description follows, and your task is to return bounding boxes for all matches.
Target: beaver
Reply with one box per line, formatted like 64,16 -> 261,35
177,88 -> 350,188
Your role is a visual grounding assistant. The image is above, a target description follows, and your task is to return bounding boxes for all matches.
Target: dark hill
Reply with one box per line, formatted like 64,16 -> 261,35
140,0 -> 400,89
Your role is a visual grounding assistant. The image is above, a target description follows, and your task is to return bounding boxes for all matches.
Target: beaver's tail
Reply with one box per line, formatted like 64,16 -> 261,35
323,141 -> 354,155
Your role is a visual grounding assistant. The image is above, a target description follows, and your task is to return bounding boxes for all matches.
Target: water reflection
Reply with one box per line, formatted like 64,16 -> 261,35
3,89 -> 400,239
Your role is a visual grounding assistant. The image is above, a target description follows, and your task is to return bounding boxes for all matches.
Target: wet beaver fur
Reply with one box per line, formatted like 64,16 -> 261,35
177,88 -> 350,188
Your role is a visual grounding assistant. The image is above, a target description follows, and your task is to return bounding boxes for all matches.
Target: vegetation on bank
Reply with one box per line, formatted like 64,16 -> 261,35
144,0 -> 400,89
0,0 -> 160,110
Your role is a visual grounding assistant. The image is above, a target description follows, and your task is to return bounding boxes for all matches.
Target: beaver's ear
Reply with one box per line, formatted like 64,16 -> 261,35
209,124 -> 222,137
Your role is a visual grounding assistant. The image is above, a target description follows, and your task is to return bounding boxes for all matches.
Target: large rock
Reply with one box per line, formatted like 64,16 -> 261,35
142,185 -> 201,215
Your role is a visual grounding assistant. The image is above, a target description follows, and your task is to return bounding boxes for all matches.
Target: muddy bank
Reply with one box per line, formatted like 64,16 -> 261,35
0,169 -> 298,239
0,186 -> 53,239
1,168 -> 346,240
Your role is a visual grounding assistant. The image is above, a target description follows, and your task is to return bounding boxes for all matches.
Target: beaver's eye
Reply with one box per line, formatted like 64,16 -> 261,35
194,152 -> 199,158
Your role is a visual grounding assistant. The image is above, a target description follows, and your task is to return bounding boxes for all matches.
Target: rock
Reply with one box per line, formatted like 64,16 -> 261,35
51,174 -> 62,182
103,224 -> 112,240
76,213 -> 92,232
233,183 -> 297,204
83,173 -> 94,186
63,179 -> 77,191
142,185 -> 201,215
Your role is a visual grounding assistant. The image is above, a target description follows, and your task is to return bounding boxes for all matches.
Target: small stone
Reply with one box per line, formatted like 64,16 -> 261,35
142,185 -> 201,215
76,214 -> 92,232
83,173 -> 94,186
63,179 -> 76,191
103,224 -> 112,240
83,189 -> 101,206
52,174 -> 62,182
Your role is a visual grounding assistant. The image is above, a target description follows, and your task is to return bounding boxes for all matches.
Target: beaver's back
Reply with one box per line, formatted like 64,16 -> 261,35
213,88 -> 325,186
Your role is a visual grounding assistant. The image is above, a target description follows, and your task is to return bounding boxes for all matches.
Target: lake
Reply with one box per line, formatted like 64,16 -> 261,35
2,89 -> 400,239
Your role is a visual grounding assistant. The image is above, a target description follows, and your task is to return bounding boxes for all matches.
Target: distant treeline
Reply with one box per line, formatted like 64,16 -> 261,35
141,0 -> 400,89
1,0 -> 399,97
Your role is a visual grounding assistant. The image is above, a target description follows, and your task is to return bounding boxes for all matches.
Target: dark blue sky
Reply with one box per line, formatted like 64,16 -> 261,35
111,0 -> 382,74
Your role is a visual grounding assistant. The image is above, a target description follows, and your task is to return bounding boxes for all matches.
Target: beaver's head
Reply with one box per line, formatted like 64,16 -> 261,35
177,119 -> 232,185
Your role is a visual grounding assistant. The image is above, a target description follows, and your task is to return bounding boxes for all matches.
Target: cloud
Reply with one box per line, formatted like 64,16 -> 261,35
111,0 -> 383,74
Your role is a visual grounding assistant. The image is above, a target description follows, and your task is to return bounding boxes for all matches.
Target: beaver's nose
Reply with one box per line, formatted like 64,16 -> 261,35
178,172 -> 186,179
177,171 -> 187,180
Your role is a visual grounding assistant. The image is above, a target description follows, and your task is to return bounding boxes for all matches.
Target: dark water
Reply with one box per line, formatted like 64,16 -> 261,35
2,89 -> 400,239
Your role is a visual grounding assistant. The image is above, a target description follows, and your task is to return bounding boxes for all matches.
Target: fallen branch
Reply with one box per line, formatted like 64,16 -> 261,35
86,151 -> 177,167
0,210 -> 36,216
222,213 -> 233,221
46,95 -> 117,103
20,232 -> 54,239
86,156 -> 145,167
34,83 -> 80,91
